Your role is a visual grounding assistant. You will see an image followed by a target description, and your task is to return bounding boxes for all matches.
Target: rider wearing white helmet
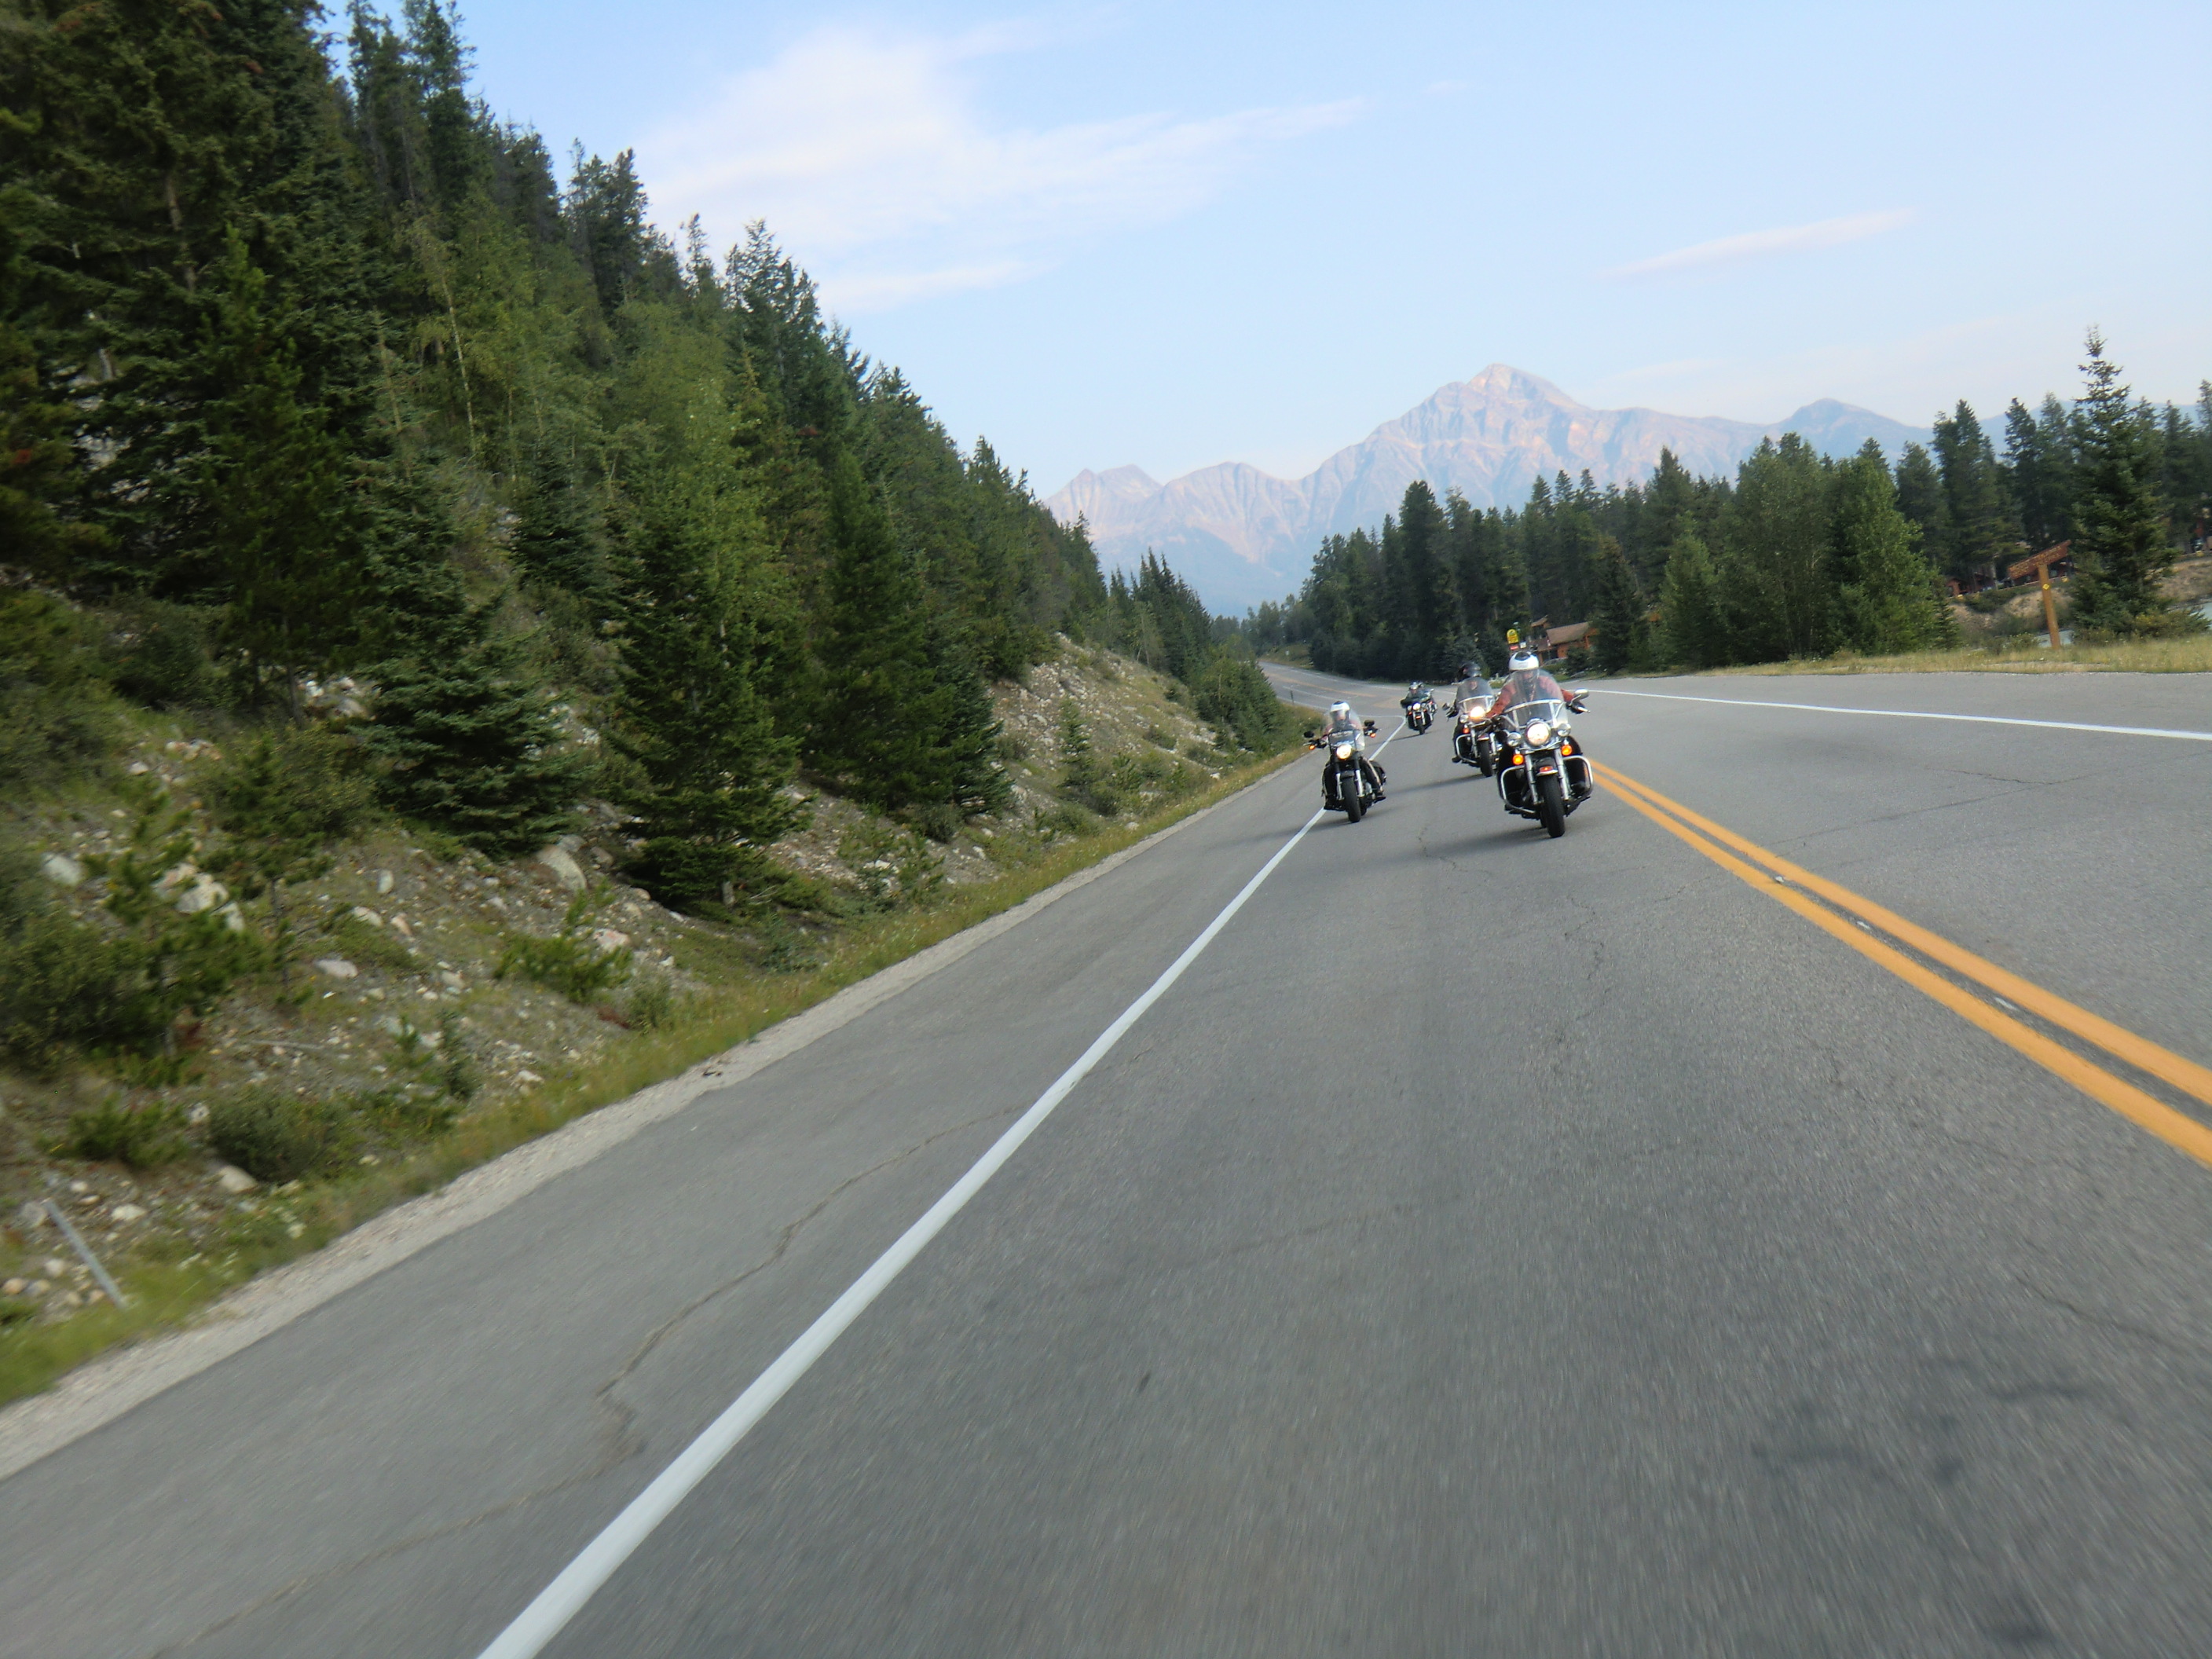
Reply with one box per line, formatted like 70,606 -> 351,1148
1476,630 -> 1571,726
1317,699 -> 1386,803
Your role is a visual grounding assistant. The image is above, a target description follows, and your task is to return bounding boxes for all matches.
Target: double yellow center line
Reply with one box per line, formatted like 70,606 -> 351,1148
1596,761 -> 2212,1170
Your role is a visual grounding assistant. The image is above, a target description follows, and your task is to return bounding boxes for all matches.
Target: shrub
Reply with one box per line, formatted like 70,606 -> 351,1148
208,1090 -> 357,1182
496,888 -> 632,1002
324,910 -> 415,972
0,591 -> 119,790
624,974 -> 676,1031
107,601 -> 232,709
1,800 -> 261,1071
64,1100 -> 189,1168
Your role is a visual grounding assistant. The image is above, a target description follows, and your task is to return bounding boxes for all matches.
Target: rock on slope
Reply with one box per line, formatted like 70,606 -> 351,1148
1048,364 -> 1928,610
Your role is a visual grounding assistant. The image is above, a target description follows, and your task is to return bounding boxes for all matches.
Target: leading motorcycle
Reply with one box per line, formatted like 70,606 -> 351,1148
1490,690 -> 1592,838
1308,720 -> 1383,822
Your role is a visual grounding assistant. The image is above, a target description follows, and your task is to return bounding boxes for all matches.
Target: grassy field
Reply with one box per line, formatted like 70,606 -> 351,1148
1710,634 -> 2212,676
0,734 -> 1313,1407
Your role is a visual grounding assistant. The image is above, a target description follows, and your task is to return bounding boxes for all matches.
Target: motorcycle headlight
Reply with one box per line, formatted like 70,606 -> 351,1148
1333,742 -> 1355,760
1525,720 -> 1553,747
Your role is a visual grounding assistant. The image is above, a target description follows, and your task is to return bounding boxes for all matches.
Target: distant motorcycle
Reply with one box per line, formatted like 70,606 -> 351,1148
1309,720 -> 1383,822
1491,690 -> 1591,838
1404,697 -> 1435,734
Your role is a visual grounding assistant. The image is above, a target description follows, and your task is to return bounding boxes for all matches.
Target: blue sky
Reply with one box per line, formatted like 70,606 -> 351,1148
449,0 -> 2211,492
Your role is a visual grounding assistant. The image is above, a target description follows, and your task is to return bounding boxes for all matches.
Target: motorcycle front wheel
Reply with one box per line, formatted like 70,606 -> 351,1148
1345,785 -> 1366,822
1538,771 -> 1567,838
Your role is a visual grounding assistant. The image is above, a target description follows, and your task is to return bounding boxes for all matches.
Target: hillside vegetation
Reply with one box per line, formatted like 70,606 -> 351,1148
0,4 -> 1299,1393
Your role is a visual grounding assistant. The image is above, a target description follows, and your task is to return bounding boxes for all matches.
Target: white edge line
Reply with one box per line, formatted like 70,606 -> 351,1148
471,742 -> 1404,1659
1599,688 -> 2212,742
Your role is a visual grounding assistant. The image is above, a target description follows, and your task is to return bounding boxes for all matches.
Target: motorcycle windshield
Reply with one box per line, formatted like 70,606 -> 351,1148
1502,698 -> 1569,741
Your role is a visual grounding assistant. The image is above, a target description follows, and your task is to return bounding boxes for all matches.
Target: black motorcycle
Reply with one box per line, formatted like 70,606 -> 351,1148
1309,720 -> 1383,822
1453,709 -> 1499,775
1405,698 -> 1434,734
1492,692 -> 1591,838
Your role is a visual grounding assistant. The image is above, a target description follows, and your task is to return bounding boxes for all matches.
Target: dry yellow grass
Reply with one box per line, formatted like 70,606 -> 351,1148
1714,633 -> 2212,676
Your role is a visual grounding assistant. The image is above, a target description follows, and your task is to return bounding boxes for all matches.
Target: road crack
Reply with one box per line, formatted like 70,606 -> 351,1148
149,1104 -> 1018,1657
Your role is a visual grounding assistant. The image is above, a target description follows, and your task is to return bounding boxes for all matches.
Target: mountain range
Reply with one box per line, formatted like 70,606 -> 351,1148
1045,364 -> 1928,611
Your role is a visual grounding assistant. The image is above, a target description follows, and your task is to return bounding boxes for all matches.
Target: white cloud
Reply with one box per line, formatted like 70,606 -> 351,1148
639,25 -> 1357,311
1603,210 -> 1916,280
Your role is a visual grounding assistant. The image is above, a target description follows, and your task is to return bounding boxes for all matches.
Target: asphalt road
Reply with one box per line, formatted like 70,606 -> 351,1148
6,667 -> 2212,1657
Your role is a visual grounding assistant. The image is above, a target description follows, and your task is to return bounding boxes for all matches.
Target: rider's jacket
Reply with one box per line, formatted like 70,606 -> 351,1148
1481,667 -> 1568,724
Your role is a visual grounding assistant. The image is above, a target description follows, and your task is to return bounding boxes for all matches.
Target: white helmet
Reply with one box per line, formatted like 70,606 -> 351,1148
1328,700 -> 1352,720
1508,648 -> 1539,672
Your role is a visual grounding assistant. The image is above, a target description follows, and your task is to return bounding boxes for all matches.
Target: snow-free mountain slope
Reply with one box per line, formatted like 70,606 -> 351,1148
1046,366 -> 1927,610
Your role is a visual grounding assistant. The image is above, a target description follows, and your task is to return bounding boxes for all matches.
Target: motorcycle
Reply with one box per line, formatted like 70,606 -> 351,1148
1491,691 -> 1591,838
1307,720 -> 1383,822
1404,698 -> 1434,734
1452,708 -> 1499,775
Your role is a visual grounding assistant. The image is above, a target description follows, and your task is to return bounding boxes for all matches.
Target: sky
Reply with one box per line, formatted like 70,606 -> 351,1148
448,0 -> 2211,493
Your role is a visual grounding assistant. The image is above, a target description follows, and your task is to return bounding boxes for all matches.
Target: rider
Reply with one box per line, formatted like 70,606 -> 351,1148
1317,700 -> 1386,804
1451,659 -> 1491,716
1476,634 -> 1575,731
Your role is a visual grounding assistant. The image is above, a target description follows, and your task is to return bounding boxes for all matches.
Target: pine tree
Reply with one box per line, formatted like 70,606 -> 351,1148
1660,532 -> 1724,668
609,451 -> 798,910
2002,396 -> 2075,551
1829,441 -> 1942,654
1591,537 -> 1643,674
197,236 -> 359,704
1893,441 -> 1945,566
1931,401 -> 2013,581
511,442 -> 606,595
808,454 -> 1005,816
360,595 -> 584,856
2067,331 -> 2181,636
1717,435 -> 1831,661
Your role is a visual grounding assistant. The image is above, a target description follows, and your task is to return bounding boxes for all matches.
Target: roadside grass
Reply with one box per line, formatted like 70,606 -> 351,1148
1707,635 -> 2212,676
0,736 -> 1312,1407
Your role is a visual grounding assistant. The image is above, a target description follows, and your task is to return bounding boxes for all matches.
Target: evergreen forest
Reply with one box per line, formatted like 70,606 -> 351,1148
1,0 -> 1287,908
1249,341 -> 2212,679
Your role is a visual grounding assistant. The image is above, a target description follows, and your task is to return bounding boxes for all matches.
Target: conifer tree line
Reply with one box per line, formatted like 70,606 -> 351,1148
0,0 -> 1280,908
1247,338 -> 2212,677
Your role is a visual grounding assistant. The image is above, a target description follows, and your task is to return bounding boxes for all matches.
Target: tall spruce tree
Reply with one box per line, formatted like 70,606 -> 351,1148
196,236 -> 358,704
1660,532 -> 1724,668
1931,401 -> 2013,581
610,451 -> 797,909
2067,331 -> 2181,635
1591,537 -> 1643,673
2002,396 -> 2075,551
1829,441 -> 1940,654
808,453 -> 1005,818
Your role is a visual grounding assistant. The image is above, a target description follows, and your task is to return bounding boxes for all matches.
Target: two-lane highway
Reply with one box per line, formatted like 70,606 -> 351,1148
5,667 -> 2211,1656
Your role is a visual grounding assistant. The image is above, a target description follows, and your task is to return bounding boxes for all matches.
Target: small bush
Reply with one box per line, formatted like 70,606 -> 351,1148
107,601 -> 231,709
324,910 -> 415,972
1034,801 -> 1097,840
496,888 -> 632,1002
1143,723 -> 1176,749
207,1090 -> 357,1182
624,974 -> 676,1030
993,731 -> 1029,764
64,1100 -> 189,1168
758,912 -> 822,972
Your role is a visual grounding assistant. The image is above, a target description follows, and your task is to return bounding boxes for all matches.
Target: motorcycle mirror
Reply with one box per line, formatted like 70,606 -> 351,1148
1302,727 -> 1315,739
1363,720 -> 1378,734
